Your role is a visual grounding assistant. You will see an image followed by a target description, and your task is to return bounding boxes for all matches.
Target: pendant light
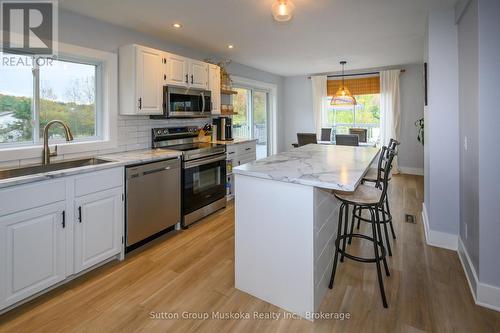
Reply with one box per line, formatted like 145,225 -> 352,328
272,0 -> 295,22
331,61 -> 357,106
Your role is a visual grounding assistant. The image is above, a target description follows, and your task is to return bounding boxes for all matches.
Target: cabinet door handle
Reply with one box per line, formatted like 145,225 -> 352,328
78,206 -> 82,223
138,98 -> 142,110
245,147 -> 251,151
164,74 -> 166,80
191,74 -> 194,84
62,211 -> 66,228
185,74 -> 188,83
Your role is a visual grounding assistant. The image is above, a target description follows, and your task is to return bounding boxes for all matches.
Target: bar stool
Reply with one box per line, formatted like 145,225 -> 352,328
361,139 -> 400,241
328,149 -> 397,308
348,144 -> 397,257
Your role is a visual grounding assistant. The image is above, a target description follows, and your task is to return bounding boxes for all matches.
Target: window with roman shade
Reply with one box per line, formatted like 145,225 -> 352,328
323,75 -> 381,144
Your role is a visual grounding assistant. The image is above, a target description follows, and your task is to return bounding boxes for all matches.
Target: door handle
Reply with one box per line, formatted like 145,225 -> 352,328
185,74 -> 188,83
191,74 -> 194,84
138,98 -> 142,110
164,74 -> 166,80
62,211 -> 66,228
78,206 -> 82,223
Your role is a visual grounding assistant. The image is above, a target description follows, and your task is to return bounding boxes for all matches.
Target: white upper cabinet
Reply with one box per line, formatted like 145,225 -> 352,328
189,60 -> 209,89
166,53 -> 189,87
209,64 -> 221,114
119,44 -> 212,115
74,187 -> 123,273
0,202 -> 67,309
119,44 -> 164,115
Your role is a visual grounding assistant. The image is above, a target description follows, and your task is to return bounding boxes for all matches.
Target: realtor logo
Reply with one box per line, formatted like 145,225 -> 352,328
1,0 -> 58,55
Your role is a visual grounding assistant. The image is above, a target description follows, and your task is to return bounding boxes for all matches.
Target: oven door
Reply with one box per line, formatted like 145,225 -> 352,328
182,154 -> 226,215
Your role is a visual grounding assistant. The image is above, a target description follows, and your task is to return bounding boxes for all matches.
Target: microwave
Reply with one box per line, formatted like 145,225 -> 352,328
152,86 -> 212,119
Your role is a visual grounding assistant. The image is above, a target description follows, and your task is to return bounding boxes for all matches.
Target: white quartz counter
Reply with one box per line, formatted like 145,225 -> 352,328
0,148 -> 181,189
98,148 -> 181,165
210,138 -> 257,145
233,144 -> 379,192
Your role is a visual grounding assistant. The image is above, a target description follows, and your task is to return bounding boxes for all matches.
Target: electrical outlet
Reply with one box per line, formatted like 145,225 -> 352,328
464,136 -> 468,151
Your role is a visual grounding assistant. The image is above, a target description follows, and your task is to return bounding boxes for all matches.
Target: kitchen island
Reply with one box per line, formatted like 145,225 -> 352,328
233,144 -> 379,320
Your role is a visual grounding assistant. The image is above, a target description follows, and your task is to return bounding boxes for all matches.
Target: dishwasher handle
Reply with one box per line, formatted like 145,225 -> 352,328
143,166 -> 172,176
126,158 -> 180,180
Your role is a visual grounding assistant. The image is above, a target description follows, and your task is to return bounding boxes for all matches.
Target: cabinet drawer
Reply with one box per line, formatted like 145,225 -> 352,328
226,145 -> 237,156
237,152 -> 257,166
0,180 -> 66,217
237,142 -> 256,155
74,167 -> 124,197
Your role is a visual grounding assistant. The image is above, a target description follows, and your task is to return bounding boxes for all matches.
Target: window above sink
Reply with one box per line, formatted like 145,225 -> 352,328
0,42 -> 118,163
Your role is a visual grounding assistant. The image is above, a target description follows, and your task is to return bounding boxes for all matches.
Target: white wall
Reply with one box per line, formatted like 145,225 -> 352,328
0,8 -> 286,167
458,0 -> 479,275
425,8 -> 460,237
398,64 -> 425,174
282,65 -> 424,173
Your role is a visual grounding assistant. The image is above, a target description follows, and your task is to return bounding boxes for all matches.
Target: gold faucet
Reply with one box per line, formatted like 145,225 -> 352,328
42,120 -> 74,164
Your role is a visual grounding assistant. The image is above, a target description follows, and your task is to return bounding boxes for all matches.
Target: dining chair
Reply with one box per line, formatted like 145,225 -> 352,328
349,128 -> 367,143
297,133 -> 317,147
321,128 -> 332,142
335,134 -> 359,146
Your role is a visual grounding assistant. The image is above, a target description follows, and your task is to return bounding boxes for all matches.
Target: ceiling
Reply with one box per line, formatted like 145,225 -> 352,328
59,0 -> 456,76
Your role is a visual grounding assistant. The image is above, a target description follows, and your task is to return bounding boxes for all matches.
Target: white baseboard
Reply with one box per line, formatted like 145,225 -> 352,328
421,203 -> 458,250
399,167 -> 424,176
458,239 -> 500,312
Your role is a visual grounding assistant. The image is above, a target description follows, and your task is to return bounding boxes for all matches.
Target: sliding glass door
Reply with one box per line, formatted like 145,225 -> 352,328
233,87 -> 268,159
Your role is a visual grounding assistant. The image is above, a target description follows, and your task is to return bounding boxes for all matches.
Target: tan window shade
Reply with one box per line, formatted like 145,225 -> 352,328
327,76 -> 380,96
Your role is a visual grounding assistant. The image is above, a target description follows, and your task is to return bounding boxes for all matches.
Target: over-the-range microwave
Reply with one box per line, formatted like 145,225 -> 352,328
151,86 -> 212,119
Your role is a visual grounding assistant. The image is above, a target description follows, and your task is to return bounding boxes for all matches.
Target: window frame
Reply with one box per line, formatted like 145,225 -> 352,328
231,76 -> 277,155
0,40 -> 118,162
322,94 -> 381,143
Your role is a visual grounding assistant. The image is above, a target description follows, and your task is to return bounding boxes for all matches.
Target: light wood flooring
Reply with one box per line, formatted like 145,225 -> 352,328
1,174 -> 499,332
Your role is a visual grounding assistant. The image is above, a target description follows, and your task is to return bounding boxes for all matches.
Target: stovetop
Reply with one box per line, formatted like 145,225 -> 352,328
152,127 -> 226,161
167,142 -> 225,152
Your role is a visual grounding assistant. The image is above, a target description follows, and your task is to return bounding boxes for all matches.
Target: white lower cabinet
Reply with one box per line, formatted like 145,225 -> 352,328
0,202 -> 67,309
0,167 -> 124,312
74,187 -> 123,273
225,141 -> 257,199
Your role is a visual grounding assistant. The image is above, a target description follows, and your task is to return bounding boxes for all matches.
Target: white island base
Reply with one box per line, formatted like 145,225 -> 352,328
235,174 -> 340,321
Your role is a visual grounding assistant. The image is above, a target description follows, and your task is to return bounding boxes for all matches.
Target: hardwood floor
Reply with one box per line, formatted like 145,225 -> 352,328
1,174 -> 499,332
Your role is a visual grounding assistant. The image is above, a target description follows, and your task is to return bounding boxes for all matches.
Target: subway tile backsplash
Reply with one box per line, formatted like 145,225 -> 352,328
2,115 -> 209,167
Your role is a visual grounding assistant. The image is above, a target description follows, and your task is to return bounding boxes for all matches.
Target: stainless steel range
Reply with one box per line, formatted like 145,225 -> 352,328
152,127 -> 227,228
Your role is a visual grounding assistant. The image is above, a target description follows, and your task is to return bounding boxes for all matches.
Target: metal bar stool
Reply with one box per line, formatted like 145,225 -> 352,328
329,149 -> 397,308
361,139 -> 400,240
349,144 -> 396,257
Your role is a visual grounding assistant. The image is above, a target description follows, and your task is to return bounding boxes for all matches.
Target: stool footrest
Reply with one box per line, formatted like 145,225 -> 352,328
334,234 -> 386,263
353,206 -> 392,224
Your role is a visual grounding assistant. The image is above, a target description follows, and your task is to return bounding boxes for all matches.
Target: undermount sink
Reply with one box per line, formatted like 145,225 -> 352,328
0,158 -> 112,181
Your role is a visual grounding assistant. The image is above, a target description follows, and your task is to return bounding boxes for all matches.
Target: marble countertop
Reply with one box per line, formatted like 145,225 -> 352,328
211,138 -> 257,145
0,148 -> 182,189
233,144 -> 380,192
98,148 -> 181,165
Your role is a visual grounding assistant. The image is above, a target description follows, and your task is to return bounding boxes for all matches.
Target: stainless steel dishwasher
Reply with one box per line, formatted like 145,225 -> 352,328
125,157 -> 181,250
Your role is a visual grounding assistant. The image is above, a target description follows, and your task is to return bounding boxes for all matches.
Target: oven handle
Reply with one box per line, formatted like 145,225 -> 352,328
183,154 -> 226,169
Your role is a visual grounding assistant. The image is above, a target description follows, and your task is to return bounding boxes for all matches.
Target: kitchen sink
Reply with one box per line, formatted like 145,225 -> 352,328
0,158 -> 113,181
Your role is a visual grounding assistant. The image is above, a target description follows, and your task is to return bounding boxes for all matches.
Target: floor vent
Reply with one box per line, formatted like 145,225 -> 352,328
405,214 -> 416,223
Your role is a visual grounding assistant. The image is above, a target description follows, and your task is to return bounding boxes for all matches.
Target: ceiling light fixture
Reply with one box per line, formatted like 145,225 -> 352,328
172,23 -> 182,29
272,0 -> 295,22
227,44 -> 234,49
331,61 -> 357,106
